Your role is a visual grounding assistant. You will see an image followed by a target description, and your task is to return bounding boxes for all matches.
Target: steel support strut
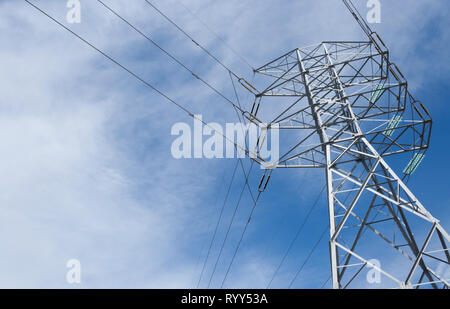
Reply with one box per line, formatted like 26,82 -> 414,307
249,42 -> 450,288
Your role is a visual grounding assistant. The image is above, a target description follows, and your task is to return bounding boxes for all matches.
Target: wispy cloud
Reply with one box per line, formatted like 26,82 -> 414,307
0,0 -> 448,288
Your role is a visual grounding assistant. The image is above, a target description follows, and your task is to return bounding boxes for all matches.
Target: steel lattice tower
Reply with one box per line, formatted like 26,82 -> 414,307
239,1 -> 450,288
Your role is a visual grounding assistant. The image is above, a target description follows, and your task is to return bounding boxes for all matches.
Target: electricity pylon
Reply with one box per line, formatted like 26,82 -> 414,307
239,0 -> 450,288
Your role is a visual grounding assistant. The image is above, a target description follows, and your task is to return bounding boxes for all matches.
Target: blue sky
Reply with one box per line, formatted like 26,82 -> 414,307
0,0 -> 449,288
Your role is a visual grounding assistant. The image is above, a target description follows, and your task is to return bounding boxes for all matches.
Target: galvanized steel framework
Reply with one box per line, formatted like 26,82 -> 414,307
241,1 -> 450,288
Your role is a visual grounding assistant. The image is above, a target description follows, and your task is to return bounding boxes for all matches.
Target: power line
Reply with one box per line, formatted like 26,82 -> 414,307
216,74 -> 272,287
197,67 -> 258,289
229,71 -> 260,206
24,0 -> 259,160
97,0 -> 243,115
319,204 -> 387,289
26,0 -> 267,290
200,113 -> 259,288
206,160 -> 255,288
320,274 -> 331,289
142,0 -> 246,81
266,184 -> 326,288
175,0 -> 255,71
143,0 -> 261,285
197,68 -> 260,288
287,225 -> 328,288
203,70 -> 262,288
196,159 -> 240,288
96,4 -> 262,286
192,164 -> 228,287
99,0 -> 261,215
25,0 -> 268,291
220,175 -> 269,288
24,1 -> 186,116
290,166 -> 368,289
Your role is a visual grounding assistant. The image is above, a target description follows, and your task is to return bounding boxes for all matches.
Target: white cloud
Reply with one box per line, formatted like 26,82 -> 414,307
0,0 -> 448,288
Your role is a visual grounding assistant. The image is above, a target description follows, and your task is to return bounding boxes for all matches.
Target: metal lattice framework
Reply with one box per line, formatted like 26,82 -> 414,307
24,0 -> 450,290
239,2 -> 450,288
